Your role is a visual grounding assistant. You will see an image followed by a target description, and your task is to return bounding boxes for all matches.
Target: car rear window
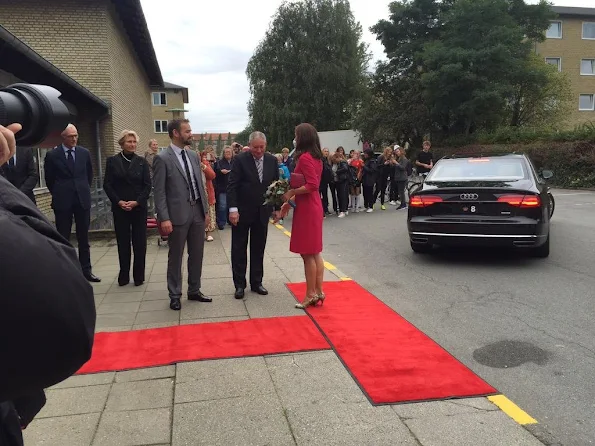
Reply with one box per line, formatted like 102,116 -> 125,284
427,158 -> 528,181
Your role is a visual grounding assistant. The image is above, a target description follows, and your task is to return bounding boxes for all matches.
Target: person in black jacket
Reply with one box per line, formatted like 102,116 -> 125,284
44,124 -> 100,282
0,146 -> 39,204
214,146 -> 233,230
319,148 -> 333,216
330,152 -> 349,217
361,149 -> 377,212
103,130 -> 152,286
0,123 -> 96,446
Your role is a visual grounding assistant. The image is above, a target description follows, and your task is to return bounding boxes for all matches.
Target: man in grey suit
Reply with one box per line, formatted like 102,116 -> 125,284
153,119 -> 211,311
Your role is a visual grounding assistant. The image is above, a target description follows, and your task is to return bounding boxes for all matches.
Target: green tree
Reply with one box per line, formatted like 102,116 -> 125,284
506,54 -> 573,129
235,126 -> 253,146
217,134 -> 223,152
246,0 -> 370,148
198,134 -> 205,150
226,132 -> 232,146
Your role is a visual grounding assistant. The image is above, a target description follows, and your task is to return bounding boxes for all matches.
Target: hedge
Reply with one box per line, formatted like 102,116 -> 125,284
430,141 -> 595,188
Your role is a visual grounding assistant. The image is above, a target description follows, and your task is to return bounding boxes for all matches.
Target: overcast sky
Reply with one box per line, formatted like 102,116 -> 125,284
140,0 -> 592,133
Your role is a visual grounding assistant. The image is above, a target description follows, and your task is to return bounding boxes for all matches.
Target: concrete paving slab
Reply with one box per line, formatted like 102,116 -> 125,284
201,263 -> 233,278
96,313 -> 137,329
149,273 -> 167,283
180,316 -> 250,325
92,408 -> 171,446
23,413 -> 100,446
142,290 -> 169,301
287,401 -> 417,446
115,366 -> 175,383
265,352 -> 367,407
108,283 -> 149,293
50,372 -> 115,390
96,301 -> 141,315
244,291 -> 303,318
393,398 -> 499,419
106,378 -> 174,412
38,385 -> 111,418
91,284 -> 113,295
179,297 -> 247,320
175,357 -> 276,403
404,410 -> 544,446
133,322 -> 179,330
134,309 -> 180,325
100,291 -> 146,303
172,394 -> 294,446
138,299 -> 171,312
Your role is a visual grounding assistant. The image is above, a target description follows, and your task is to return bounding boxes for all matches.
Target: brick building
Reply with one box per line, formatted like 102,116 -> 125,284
192,133 -> 238,155
151,81 -> 189,149
0,0 -> 163,222
536,6 -> 595,127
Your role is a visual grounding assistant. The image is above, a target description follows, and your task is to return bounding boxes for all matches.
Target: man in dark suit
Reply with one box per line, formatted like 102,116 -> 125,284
0,146 -> 39,203
153,119 -> 211,311
44,124 -> 100,282
227,131 -> 279,299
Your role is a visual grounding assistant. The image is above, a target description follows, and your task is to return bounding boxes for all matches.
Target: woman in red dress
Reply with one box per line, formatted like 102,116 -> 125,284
278,123 -> 325,309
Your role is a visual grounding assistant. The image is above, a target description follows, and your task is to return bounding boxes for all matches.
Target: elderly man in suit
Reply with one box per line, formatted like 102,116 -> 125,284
44,124 -> 100,282
153,119 -> 211,311
227,131 -> 279,299
0,146 -> 39,203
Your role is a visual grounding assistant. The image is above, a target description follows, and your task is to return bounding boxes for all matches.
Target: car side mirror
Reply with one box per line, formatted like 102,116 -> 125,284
542,170 -> 554,180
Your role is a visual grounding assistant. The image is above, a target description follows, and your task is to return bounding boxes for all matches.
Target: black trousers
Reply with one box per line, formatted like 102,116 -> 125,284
389,179 -> 398,202
231,217 -> 268,289
363,185 -> 375,209
0,401 -> 23,446
336,181 -> 349,213
319,182 -> 330,214
113,207 -> 147,283
54,204 -> 91,273
374,176 -> 390,205
328,183 -> 339,213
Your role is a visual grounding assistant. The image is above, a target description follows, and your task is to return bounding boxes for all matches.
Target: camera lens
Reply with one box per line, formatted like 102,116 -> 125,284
0,84 -> 75,147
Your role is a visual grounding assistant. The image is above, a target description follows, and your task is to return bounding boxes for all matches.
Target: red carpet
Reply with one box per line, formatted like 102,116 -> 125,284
287,281 -> 497,404
77,316 -> 330,374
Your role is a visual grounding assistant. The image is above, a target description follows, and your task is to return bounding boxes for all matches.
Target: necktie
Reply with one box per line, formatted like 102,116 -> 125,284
67,149 -> 75,171
8,156 -> 15,169
256,158 -> 263,183
180,150 -> 197,202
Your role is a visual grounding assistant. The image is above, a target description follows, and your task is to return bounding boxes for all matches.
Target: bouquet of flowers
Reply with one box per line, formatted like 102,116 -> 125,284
263,179 -> 295,208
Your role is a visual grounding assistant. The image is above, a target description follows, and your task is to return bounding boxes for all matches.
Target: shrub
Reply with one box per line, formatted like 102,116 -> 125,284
432,141 -> 595,188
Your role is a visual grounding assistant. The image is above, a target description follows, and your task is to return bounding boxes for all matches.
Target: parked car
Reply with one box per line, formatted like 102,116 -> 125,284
407,154 -> 553,257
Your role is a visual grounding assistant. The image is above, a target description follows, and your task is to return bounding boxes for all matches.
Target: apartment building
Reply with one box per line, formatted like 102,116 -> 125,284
0,0 -> 163,222
151,81 -> 189,149
536,6 -> 595,127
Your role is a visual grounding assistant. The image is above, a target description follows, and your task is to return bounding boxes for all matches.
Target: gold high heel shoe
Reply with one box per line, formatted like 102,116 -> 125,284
315,292 -> 326,306
295,294 -> 319,309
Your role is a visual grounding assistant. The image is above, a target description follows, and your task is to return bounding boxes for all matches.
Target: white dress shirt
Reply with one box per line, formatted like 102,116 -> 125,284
171,144 -> 200,200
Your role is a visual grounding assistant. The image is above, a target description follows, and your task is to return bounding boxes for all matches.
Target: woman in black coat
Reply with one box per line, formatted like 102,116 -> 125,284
103,130 -> 152,286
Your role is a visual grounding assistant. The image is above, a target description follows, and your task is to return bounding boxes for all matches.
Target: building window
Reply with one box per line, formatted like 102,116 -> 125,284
152,92 -> 167,106
154,120 -> 168,133
32,148 -> 50,189
581,59 -> 595,76
578,94 -> 594,111
545,57 -> 561,71
546,21 -> 562,39
583,22 -> 595,40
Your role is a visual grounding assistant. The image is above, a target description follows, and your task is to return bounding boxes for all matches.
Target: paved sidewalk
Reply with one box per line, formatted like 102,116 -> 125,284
23,225 -> 545,446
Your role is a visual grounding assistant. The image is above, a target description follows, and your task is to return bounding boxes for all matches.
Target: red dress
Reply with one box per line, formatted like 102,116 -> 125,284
289,152 -> 323,255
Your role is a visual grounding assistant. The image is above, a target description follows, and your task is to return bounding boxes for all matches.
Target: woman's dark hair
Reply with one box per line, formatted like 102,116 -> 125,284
295,123 -> 323,160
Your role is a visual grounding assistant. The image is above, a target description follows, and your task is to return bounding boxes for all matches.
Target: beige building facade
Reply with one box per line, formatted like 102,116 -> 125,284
0,0 -> 162,222
151,82 -> 189,149
536,6 -> 595,127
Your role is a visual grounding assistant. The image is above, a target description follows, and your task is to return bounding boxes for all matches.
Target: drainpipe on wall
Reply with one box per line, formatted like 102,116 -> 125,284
95,119 -> 103,193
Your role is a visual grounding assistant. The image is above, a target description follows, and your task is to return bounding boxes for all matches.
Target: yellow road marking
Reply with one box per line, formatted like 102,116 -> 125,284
274,224 -> 284,230
283,231 -> 292,237
339,277 -> 352,281
323,261 -> 337,270
488,395 -> 537,425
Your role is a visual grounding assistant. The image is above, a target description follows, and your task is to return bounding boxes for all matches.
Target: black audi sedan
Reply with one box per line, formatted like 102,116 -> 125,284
407,154 -> 553,257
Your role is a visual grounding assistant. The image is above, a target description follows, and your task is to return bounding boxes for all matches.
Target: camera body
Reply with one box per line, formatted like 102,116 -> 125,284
0,83 -> 75,148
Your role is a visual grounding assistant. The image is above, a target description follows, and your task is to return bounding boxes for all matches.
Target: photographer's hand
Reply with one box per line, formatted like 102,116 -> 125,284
0,123 -> 22,165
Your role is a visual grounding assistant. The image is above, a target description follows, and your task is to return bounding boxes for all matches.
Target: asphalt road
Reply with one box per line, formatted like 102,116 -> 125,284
283,188 -> 595,445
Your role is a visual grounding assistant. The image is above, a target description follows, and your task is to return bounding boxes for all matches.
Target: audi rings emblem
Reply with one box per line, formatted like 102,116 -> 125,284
460,193 -> 479,200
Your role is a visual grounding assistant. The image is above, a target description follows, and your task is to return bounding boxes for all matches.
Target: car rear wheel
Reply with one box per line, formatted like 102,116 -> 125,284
410,241 -> 432,253
548,193 -> 555,219
531,233 -> 550,258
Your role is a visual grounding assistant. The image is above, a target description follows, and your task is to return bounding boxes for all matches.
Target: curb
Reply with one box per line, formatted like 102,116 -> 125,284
270,220 -> 544,439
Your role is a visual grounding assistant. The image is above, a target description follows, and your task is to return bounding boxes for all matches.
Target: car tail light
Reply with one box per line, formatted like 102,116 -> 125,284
497,194 -> 541,208
409,195 -> 443,207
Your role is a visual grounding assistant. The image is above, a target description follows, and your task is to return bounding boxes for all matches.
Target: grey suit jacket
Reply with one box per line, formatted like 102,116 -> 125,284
153,146 -> 209,225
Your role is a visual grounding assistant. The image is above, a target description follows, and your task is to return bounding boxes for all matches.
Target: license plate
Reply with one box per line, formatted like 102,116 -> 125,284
462,203 -> 481,214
